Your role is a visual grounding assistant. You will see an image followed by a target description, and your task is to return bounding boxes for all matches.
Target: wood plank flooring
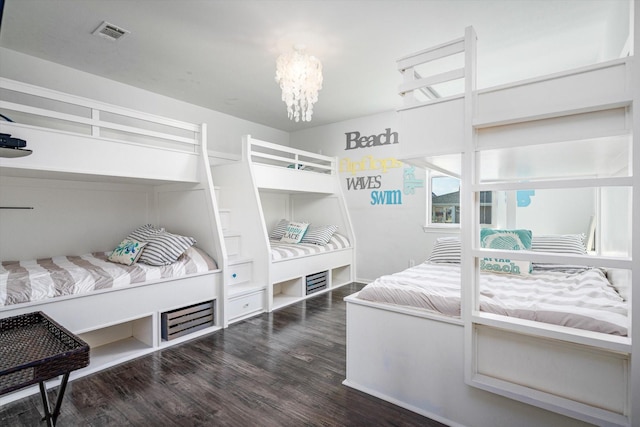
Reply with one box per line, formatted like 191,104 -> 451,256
0,283 -> 446,426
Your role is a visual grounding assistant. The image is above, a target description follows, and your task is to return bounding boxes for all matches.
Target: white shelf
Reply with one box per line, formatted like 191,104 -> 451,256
272,294 -> 304,311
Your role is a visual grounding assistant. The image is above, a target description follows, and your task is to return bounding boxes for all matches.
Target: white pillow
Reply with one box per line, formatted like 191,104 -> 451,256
280,221 -> 309,244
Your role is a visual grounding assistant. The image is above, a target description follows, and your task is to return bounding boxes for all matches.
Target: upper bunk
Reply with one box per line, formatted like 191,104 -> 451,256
244,135 -> 338,194
0,77 -> 207,184
0,77 -> 223,272
396,27 -> 633,187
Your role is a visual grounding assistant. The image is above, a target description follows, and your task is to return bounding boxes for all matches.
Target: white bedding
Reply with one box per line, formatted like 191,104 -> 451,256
269,233 -> 350,261
357,262 -> 628,336
0,246 -> 217,307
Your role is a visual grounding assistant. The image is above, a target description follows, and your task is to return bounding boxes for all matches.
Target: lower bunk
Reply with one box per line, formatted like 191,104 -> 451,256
268,228 -> 354,311
1,244 -> 222,405
344,297 -> 602,427
345,249 -> 631,426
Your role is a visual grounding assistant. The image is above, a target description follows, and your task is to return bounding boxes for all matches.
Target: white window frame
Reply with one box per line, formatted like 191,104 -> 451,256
424,169 -> 495,232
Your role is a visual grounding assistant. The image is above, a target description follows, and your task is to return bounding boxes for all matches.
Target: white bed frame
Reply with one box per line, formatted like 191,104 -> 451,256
345,19 -> 638,427
211,136 -> 355,319
0,78 -> 226,404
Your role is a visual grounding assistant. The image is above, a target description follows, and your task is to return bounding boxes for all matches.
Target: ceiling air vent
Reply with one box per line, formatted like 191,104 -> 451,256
92,21 -> 130,41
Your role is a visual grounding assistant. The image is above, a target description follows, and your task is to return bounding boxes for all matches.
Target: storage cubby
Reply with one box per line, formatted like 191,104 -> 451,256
273,277 -> 304,310
331,265 -> 352,288
77,314 -> 154,373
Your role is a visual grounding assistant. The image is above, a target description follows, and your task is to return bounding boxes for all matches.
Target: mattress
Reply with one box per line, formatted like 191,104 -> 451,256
270,233 -> 350,261
0,246 -> 217,307
357,262 -> 628,336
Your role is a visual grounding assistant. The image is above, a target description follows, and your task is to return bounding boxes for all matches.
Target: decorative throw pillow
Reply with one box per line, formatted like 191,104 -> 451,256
531,234 -> 587,254
108,239 -> 147,266
301,224 -> 338,246
127,224 -> 164,242
269,219 -> 290,240
428,237 -> 461,264
480,229 -> 532,275
480,229 -> 532,250
280,221 -> 309,244
480,258 -> 531,275
138,231 -> 197,266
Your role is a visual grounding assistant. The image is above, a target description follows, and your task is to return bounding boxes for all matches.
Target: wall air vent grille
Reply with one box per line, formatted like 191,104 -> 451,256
92,21 -> 130,41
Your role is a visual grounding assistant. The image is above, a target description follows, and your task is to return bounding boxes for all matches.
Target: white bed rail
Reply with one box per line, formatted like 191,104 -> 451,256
0,77 -> 200,150
397,27 -> 475,111
244,135 -> 337,193
0,78 -> 205,183
246,137 -> 335,174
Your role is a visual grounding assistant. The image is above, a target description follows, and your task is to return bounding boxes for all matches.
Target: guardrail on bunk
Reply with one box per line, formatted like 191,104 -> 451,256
0,77 -> 201,153
246,137 -> 335,175
243,136 -> 337,193
397,26 -> 476,111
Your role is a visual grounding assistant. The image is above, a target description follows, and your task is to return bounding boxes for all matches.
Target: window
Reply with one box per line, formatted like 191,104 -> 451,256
427,170 -> 493,228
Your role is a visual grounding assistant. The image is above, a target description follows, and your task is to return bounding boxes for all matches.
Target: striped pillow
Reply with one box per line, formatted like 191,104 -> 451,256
301,224 -> 338,246
138,231 -> 197,266
531,234 -> 587,254
428,237 -> 461,264
269,219 -> 290,240
127,224 -> 164,242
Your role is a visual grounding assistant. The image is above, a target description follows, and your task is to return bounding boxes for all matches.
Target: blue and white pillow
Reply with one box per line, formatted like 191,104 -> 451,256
480,229 -> 532,250
280,221 -> 309,244
301,224 -> 338,246
480,228 -> 532,275
108,239 -> 147,266
138,231 -> 197,266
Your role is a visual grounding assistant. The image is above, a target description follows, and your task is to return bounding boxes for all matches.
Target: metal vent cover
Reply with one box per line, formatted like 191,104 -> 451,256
92,21 -> 130,41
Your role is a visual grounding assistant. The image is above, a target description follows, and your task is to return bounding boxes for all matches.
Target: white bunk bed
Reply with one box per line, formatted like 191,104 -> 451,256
0,78 -> 225,404
344,24 -> 638,427
211,136 -> 355,320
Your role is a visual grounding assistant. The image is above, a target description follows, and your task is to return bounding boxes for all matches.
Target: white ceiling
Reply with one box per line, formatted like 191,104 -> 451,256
0,0 -> 631,132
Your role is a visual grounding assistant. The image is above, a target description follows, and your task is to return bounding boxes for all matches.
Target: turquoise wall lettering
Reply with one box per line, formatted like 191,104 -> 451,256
370,190 -> 402,205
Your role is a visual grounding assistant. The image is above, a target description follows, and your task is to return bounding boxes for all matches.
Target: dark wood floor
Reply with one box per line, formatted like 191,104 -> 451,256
1,283 -> 446,426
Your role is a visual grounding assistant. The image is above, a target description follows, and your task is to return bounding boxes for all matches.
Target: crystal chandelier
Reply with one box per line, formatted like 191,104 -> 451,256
275,46 -> 323,122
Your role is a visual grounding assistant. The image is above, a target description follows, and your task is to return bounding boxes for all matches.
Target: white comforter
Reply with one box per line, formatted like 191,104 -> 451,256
357,262 -> 628,336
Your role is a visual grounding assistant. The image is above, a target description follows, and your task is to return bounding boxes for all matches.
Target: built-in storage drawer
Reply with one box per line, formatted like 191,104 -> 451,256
228,291 -> 265,321
161,300 -> 215,341
228,261 -> 252,285
306,270 -> 328,295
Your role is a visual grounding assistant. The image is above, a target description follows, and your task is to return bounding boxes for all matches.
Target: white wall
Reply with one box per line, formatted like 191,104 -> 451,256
290,111 -> 449,282
0,48 -> 289,154
291,111 -> 604,282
